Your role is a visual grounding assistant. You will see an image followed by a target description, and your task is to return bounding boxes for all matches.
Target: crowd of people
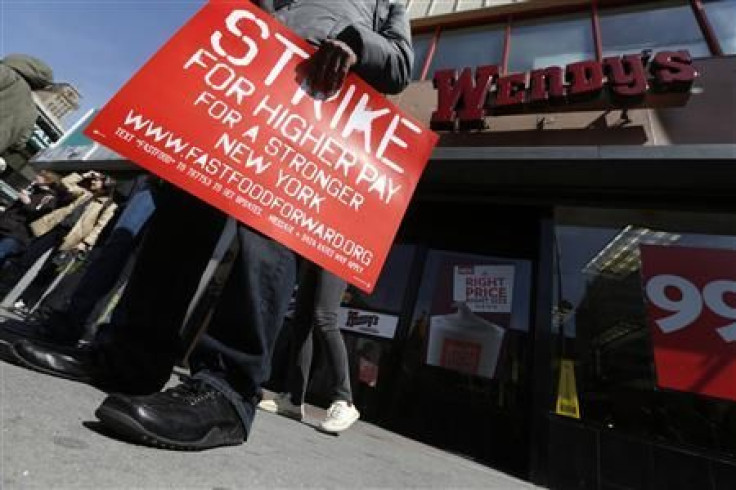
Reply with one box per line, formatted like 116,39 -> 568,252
0,0 -> 414,452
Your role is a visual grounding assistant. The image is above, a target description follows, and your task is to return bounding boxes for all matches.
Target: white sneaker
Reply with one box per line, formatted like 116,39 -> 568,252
319,401 -> 360,434
257,393 -> 304,421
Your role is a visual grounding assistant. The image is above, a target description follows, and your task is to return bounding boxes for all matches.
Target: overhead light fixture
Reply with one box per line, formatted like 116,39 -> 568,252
582,225 -> 680,278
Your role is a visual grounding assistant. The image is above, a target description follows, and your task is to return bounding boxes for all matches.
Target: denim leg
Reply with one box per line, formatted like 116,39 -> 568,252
0,228 -> 64,297
112,189 -> 155,236
60,189 -> 156,333
0,237 -> 23,268
58,228 -> 137,336
287,263 -> 350,404
189,224 -> 296,434
95,184 -> 226,393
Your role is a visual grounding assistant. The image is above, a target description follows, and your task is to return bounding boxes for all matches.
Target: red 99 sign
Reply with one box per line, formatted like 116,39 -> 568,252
640,244 -> 736,402
645,274 -> 736,342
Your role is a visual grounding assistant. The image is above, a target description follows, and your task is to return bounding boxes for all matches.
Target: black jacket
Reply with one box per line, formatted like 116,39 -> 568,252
0,183 -> 72,245
261,0 -> 413,94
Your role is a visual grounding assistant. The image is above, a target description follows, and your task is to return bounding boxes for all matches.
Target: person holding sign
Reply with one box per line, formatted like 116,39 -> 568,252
12,0 -> 413,451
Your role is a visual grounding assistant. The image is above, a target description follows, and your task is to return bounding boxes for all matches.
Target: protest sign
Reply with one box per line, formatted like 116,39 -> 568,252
85,0 -> 438,292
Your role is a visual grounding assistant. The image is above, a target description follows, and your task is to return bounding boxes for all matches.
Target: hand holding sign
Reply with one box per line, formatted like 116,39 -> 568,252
306,39 -> 358,96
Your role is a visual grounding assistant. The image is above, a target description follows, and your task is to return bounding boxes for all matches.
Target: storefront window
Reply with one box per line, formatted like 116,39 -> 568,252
426,24 -> 505,77
508,14 -> 595,73
599,2 -> 710,58
553,207 -> 736,458
703,0 -> 736,54
387,249 -> 533,475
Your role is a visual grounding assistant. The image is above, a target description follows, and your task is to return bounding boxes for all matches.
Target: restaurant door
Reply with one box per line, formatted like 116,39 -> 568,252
381,201 -> 543,478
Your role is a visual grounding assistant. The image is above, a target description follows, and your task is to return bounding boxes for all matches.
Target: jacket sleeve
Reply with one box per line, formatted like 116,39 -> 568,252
82,202 -> 118,249
61,172 -> 84,188
337,3 -> 414,94
21,192 -> 56,221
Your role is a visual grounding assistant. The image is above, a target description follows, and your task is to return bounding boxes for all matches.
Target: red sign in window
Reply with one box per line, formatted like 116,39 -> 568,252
85,1 -> 437,292
640,244 -> 736,402
440,338 -> 482,376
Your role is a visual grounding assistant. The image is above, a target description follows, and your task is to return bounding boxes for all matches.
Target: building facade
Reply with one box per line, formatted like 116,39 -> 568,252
301,1 -> 736,489
33,83 -> 82,124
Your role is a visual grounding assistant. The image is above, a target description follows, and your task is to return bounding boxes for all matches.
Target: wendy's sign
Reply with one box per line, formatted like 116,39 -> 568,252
431,50 -> 698,130
85,0 -> 437,293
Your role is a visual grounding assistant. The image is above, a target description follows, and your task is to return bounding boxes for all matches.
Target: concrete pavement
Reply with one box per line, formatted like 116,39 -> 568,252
0,348 -> 537,489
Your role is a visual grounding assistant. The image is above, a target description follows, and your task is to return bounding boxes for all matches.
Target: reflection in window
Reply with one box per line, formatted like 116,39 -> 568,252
411,33 -> 433,80
342,244 -> 416,314
599,2 -> 709,58
427,25 -> 505,77
703,0 -> 736,54
508,14 -> 595,73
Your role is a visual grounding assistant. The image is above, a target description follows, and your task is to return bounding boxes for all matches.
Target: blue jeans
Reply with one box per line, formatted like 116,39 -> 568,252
0,236 -> 23,267
96,185 -> 296,436
113,188 -> 155,235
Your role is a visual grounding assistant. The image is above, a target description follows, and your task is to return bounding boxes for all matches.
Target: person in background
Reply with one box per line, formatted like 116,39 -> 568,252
0,170 -> 71,267
0,171 -> 117,302
0,54 -> 54,155
259,263 -> 360,434
2,175 -> 155,346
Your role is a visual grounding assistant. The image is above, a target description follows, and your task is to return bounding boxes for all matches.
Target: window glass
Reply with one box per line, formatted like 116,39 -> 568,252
553,207 -> 736,458
508,14 -> 595,73
387,249 -> 533,474
427,25 -> 505,77
342,244 -> 416,314
411,33 -> 433,80
703,0 -> 736,54
600,2 -> 709,58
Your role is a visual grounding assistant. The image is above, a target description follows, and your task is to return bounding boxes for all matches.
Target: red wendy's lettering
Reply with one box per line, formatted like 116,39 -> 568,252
85,1 -> 437,292
431,50 -> 697,129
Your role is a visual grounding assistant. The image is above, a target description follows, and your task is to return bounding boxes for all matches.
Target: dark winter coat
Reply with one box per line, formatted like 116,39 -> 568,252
260,0 -> 413,94
0,54 -> 54,154
0,183 -> 72,246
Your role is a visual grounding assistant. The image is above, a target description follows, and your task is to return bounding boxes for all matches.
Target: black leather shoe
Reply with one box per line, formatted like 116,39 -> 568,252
12,340 -> 106,384
1,317 -> 78,347
95,379 -> 246,450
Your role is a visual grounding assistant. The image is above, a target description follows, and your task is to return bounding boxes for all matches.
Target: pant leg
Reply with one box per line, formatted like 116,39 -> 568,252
190,224 -> 296,435
0,237 -> 24,268
94,184 -> 226,393
312,270 -> 351,403
38,228 -> 138,340
0,228 -> 65,296
285,262 -> 319,404
44,188 -> 157,337
286,263 -> 350,404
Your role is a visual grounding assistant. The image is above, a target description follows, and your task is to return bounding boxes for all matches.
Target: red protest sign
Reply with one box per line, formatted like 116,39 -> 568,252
85,0 -> 437,292
640,244 -> 736,402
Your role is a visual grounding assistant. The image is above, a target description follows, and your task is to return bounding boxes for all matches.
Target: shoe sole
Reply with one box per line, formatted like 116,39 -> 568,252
11,343 -> 93,384
318,413 -> 360,434
95,404 -> 243,451
257,403 -> 303,421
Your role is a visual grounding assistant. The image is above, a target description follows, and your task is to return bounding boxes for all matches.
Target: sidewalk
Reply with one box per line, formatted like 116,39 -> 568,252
1,351 -> 537,489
